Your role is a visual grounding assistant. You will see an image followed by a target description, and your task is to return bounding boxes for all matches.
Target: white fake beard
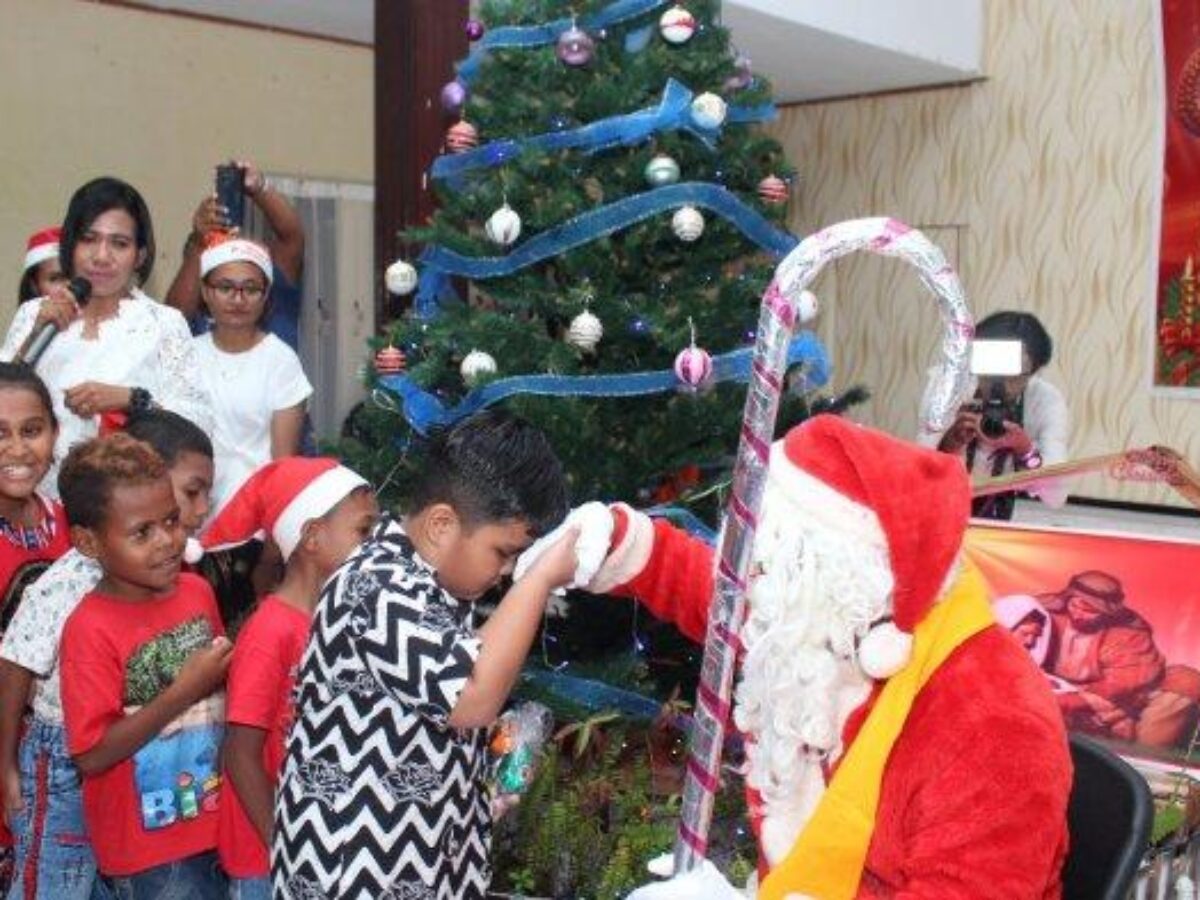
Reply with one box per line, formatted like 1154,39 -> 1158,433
732,492 -> 893,866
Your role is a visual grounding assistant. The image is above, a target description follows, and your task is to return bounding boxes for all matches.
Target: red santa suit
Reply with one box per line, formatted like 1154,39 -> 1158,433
596,416 -> 1071,899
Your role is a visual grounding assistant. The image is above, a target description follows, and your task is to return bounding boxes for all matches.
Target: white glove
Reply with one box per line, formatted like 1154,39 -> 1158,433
626,856 -> 745,899
513,501 -> 614,592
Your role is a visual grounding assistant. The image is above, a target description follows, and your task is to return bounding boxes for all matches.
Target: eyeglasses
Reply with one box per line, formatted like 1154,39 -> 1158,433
207,280 -> 266,301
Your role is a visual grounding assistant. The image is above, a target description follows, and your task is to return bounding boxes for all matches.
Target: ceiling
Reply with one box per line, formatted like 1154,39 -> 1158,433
133,0 -> 983,104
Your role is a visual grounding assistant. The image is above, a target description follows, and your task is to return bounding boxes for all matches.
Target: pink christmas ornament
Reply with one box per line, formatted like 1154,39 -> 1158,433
674,345 -> 713,387
674,319 -> 713,387
465,19 -> 485,42
556,25 -> 596,66
446,120 -> 479,153
440,80 -> 467,115
757,174 -> 790,205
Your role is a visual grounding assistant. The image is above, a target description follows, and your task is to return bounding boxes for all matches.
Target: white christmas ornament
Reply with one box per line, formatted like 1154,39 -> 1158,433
797,289 -> 819,323
566,309 -> 604,352
385,259 -> 418,295
460,349 -> 498,384
658,5 -> 697,45
690,92 -> 727,130
672,205 -> 705,242
485,203 -> 522,246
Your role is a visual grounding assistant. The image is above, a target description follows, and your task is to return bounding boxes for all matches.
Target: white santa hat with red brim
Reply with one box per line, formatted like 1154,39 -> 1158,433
199,236 -> 273,287
24,227 -> 61,271
200,457 -> 368,562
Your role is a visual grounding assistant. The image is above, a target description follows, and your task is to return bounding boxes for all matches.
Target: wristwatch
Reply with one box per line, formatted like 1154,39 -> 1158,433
128,387 -> 155,416
1019,448 -> 1043,470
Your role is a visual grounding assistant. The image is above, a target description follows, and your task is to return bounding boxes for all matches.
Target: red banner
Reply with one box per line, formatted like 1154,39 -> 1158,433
966,522 -> 1200,765
1157,0 -> 1200,387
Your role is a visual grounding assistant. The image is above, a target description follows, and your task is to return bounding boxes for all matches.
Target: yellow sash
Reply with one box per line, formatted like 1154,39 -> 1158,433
758,565 -> 995,900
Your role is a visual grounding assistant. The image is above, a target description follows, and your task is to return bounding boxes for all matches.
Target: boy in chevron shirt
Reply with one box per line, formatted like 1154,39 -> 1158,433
272,410 -> 577,900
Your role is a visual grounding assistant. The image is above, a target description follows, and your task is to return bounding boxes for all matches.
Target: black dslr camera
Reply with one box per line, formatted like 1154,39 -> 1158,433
974,380 -> 1010,440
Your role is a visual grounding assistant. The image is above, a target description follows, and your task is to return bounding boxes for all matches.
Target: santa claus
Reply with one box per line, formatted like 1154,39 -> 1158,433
524,414 -> 1072,898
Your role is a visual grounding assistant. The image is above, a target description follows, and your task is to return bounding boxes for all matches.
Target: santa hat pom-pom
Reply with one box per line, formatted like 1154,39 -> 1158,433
184,537 -> 205,565
858,621 -> 913,679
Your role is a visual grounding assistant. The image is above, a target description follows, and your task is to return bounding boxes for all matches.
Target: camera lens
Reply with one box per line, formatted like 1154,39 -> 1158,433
980,410 -> 1007,439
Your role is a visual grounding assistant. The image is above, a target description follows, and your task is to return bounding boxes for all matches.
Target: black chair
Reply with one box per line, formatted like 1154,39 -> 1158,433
1061,732 -> 1154,900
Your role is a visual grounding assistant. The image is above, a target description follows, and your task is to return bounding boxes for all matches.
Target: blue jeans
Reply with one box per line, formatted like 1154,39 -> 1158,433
110,851 -> 225,900
227,876 -> 269,900
7,718 -> 110,900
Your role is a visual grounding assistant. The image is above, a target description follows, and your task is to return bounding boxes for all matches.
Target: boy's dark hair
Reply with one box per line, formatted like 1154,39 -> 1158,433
409,409 -> 568,537
975,310 -> 1053,373
60,177 -> 156,285
59,433 -> 167,529
125,409 -> 213,467
0,362 -> 56,428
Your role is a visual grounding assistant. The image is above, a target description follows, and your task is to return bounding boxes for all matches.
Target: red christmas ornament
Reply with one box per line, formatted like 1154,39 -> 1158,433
446,120 -> 479,153
757,174 -> 790,205
374,345 -> 407,376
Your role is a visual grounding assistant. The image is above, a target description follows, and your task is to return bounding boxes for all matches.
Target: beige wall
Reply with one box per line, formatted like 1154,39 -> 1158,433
1,0 -> 371,314
767,0 -> 1193,506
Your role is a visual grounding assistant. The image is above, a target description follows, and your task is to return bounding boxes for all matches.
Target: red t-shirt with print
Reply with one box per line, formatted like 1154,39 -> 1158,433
218,594 -> 311,877
60,573 -> 225,877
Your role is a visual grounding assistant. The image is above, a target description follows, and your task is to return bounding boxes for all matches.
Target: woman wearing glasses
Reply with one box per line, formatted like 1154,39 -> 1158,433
193,237 -> 312,519
0,177 -> 211,498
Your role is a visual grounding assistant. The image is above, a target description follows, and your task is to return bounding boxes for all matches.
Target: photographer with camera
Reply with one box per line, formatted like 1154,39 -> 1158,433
926,310 -> 1069,520
164,159 -> 305,351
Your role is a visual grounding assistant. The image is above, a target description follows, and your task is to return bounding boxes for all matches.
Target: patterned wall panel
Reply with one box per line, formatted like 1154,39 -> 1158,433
766,0 -> 1197,506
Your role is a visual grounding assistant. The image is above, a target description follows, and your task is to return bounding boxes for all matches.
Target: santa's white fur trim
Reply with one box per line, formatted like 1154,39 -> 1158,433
587,503 -> 655,594
273,465 -> 368,561
858,621 -> 914,679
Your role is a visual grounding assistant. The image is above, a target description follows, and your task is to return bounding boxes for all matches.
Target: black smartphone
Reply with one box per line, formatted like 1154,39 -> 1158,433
215,163 -> 246,230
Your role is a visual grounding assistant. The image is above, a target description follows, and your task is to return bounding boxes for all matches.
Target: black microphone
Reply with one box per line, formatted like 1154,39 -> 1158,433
20,277 -> 92,366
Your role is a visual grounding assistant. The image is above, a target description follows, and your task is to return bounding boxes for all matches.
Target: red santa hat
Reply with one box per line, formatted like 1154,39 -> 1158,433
766,414 -> 971,677
199,236 -> 273,287
24,227 -> 61,271
201,457 -> 368,561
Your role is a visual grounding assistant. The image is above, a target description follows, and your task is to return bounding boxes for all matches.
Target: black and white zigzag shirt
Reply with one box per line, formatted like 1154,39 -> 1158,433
272,517 -> 491,900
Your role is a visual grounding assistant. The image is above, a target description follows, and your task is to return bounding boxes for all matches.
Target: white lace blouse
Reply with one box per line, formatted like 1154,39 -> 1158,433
0,290 -> 212,498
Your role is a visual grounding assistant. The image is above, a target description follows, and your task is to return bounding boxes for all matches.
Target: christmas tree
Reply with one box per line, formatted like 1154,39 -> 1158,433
348,0 -> 832,519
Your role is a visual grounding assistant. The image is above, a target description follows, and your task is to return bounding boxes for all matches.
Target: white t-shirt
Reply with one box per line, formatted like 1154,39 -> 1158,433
194,331 -> 313,515
0,290 -> 213,499
0,548 -> 101,724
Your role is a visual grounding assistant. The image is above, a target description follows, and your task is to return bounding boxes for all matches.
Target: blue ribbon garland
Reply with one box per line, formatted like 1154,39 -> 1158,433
432,80 -> 775,183
521,669 -> 664,720
415,182 -> 799,317
458,0 -> 672,82
376,332 -> 828,434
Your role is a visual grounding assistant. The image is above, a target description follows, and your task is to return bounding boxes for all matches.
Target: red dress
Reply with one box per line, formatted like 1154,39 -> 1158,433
613,516 -> 1072,899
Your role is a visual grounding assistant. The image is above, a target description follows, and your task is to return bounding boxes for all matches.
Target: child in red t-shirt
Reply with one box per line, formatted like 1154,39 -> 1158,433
201,457 -> 377,896
0,362 -> 69,893
57,433 -> 232,895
